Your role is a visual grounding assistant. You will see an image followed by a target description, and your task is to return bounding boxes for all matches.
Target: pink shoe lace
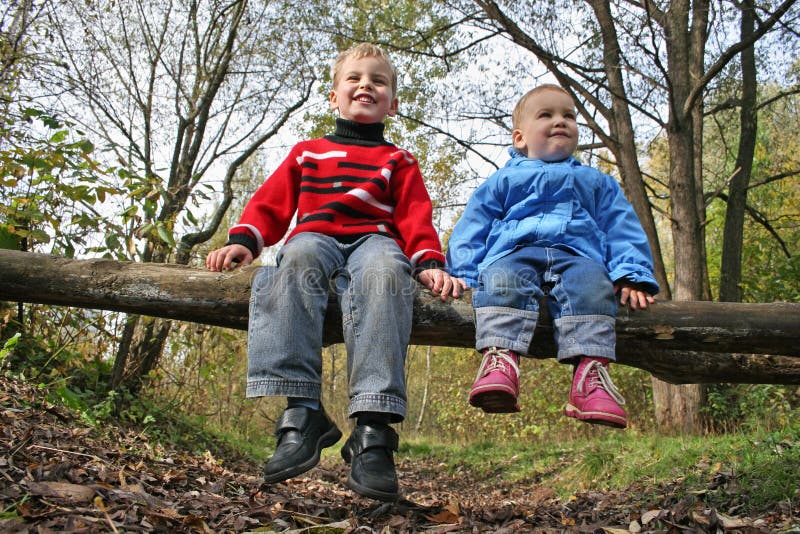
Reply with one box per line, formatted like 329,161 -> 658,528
469,347 -> 520,413
564,357 -> 627,428
574,359 -> 626,406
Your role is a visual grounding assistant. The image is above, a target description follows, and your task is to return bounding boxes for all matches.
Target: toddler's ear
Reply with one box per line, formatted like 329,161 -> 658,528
512,129 -> 527,154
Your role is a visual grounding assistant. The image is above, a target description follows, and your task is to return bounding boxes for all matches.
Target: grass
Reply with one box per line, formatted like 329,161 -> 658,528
397,422 -> 800,514
21,369 -> 796,516
157,400 -> 798,514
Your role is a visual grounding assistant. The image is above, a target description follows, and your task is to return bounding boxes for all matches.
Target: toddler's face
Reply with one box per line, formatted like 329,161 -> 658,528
512,89 -> 578,161
330,55 -> 398,124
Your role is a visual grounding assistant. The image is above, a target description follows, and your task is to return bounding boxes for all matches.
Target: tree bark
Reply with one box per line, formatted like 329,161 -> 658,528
719,0 -> 758,303
415,346 -> 432,433
653,0 -> 710,433
2,250 -> 799,385
585,0 -> 672,301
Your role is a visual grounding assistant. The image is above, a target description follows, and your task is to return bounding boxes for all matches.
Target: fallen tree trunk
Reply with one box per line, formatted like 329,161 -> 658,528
1,249 -> 799,384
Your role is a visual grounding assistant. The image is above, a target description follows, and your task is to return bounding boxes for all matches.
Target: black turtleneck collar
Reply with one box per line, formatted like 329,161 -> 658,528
326,118 -> 391,146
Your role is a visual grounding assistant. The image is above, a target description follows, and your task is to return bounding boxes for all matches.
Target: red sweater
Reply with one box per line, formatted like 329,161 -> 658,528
227,120 -> 445,270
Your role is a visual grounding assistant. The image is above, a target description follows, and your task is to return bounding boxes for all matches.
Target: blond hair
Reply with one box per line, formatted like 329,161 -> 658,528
512,84 -> 573,129
331,43 -> 398,96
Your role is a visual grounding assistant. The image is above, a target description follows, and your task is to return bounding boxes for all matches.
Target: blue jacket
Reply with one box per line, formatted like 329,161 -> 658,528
446,151 -> 659,295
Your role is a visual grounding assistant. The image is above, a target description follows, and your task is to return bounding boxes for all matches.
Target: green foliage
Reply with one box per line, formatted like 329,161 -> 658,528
405,421 -> 800,513
142,322 -> 279,449
0,108 -> 126,257
0,308 -> 120,397
0,333 -> 20,365
704,384 -> 799,433
703,84 -> 800,302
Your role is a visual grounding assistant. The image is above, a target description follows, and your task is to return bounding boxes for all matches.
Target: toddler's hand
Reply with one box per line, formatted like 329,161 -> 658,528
206,244 -> 253,272
417,269 -> 468,301
615,281 -> 655,310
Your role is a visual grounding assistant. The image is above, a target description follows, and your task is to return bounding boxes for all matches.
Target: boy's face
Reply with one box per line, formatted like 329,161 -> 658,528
330,55 -> 398,124
512,89 -> 578,161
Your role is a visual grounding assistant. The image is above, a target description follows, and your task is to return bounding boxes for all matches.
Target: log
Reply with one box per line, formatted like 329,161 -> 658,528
1,249 -> 799,385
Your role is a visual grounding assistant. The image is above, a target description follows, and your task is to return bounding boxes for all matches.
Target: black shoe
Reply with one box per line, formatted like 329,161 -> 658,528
263,406 -> 342,484
341,423 -> 400,501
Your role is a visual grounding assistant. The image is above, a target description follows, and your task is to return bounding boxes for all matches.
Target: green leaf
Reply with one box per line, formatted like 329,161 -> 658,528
78,139 -> 95,153
0,333 -> 21,361
56,386 -> 88,413
49,130 -> 69,143
0,226 -> 21,250
136,222 -> 154,238
156,223 -> 175,246
30,229 -> 51,244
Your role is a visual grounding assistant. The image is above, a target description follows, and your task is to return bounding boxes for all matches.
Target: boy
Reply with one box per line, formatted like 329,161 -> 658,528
446,84 -> 658,428
206,43 -> 464,501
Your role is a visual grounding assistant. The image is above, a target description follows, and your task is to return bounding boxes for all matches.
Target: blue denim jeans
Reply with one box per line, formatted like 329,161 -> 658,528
472,246 -> 617,362
245,232 -> 414,422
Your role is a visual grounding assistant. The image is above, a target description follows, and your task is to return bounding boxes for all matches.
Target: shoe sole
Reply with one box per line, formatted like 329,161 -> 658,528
263,426 -> 343,484
564,404 -> 627,428
346,475 -> 400,502
469,389 -> 520,413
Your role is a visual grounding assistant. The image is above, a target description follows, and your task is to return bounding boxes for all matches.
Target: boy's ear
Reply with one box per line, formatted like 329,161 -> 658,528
329,89 -> 338,111
387,97 -> 399,117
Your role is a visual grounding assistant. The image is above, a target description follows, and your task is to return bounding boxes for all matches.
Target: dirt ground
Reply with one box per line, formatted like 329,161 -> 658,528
1,374 -> 798,533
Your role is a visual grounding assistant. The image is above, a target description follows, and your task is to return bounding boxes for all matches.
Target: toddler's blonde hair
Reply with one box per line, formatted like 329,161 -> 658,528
512,84 -> 573,129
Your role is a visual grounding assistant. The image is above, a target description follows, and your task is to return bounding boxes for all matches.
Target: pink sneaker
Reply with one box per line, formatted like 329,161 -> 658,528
564,357 -> 627,428
469,347 -> 520,413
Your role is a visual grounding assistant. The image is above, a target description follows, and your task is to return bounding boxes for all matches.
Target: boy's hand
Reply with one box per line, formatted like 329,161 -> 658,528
206,244 -> 253,272
614,281 -> 655,310
417,269 -> 468,301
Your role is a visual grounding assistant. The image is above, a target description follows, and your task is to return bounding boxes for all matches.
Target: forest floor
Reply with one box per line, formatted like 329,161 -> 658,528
1,373 -> 798,533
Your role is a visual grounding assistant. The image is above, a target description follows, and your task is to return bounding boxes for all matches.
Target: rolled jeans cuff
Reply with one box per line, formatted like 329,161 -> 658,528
554,314 -> 616,362
246,378 -> 321,400
474,306 -> 538,354
348,393 -> 407,423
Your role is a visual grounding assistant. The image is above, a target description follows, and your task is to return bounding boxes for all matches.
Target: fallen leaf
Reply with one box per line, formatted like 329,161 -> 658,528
425,501 -> 460,523
26,481 -> 95,503
691,508 -> 712,527
272,519 -> 355,533
641,509 -> 664,524
717,512 -> 751,529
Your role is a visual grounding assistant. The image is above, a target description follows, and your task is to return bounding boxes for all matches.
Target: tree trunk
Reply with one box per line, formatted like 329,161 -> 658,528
586,0 -> 672,300
651,371 -> 706,434
2,250 -> 800,385
657,0 -> 710,433
110,315 -> 137,390
719,0 -> 757,303
415,346 -> 432,433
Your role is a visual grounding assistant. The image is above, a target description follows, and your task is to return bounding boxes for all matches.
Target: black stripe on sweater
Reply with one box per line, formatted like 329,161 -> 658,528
302,174 -> 374,184
300,185 -> 356,194
320,202 -> 380,220
300,177 -> 387,194
298,212 -> 335,223
338,161 -> 381,171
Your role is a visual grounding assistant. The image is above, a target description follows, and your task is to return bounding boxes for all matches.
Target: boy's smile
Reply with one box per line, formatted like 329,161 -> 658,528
512,88 -> 578,161
330,56 -> 398,124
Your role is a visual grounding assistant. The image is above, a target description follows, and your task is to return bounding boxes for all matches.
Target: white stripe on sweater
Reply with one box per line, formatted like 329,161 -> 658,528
346,188 -> 394,213
295,150 -> 347,164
